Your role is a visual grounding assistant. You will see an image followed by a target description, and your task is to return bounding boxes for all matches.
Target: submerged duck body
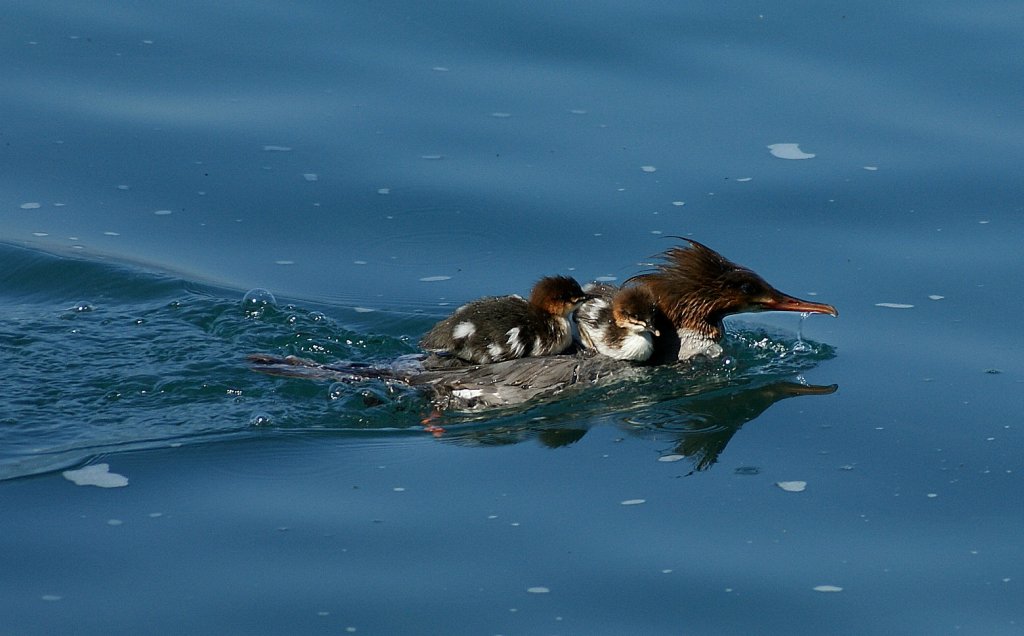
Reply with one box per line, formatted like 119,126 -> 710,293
575,283 -> 660,362
419,275 -> 588,365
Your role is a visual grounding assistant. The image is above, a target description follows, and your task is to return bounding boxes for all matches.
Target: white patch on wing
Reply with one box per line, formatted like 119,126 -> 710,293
452,388 -> 484,399
487,342 -> 506,359
452,321 -> 476,339
506,327 -> 525,357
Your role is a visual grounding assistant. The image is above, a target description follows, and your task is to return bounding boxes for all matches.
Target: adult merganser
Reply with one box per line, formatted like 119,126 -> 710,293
629,238 -> 837,362
419,275 -> 589,364
249,238 -> 837,412
575,283 -> 660,361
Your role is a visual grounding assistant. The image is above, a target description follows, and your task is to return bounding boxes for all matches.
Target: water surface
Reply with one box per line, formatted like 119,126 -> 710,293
2,1 -> 1022,634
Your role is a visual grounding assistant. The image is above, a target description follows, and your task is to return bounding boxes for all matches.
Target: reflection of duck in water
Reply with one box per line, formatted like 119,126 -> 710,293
436,380 -> 838,472
250,238 -> 837,411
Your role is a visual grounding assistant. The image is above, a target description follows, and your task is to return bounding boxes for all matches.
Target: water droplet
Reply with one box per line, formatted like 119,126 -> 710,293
241,289 -> 277,318
250,413 -> 272,427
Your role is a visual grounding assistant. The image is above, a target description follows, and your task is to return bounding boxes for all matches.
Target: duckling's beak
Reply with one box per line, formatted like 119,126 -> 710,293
643,321 -> 660,337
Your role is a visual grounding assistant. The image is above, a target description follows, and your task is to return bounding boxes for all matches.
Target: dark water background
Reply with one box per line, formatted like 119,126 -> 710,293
2,2 -> 1022,634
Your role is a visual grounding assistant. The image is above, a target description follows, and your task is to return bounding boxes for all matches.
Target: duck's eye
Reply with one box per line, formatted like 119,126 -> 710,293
739,281 -> 758,296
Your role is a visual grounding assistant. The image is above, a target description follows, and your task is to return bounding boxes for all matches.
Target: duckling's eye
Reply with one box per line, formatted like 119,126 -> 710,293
739,281 -> 757,296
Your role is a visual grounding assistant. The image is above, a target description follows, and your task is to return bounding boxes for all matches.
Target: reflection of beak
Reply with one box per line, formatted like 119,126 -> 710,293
761,291 -> 838,317
775,382 -> 839,396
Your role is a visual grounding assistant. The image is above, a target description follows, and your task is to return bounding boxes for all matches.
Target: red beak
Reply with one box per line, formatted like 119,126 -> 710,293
761,291 -> 838,317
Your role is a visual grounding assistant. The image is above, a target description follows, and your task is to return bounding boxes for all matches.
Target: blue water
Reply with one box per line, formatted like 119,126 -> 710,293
3,2 -> 1023,634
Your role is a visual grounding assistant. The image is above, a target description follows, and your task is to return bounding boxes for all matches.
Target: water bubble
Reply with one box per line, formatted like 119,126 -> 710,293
71,302 -> 94,313
249,413 -> 272,427
241,288 -> 277,318
328,383 -> 348,400
308,311 -> 326,322
791,341 -> 812,354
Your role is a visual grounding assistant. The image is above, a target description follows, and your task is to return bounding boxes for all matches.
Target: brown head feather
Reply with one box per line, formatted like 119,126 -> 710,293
629,238 -> 825,340
528,275 -> 588,317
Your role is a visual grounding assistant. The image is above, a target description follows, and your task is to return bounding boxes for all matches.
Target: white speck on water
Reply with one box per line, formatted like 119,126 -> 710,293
672,201 -> 685,206
63,464 -> 129,488
317,611 -> 330,617
620,499 -> 646,506
595,276 -> 617,282
491,112 -> 511,118
148,512 -> 163,518
651,230 -> 662,234
392,487 -> 406,492
421,154 -> 443,160
353,260 -> 367,265
526,587 -> 550,594
107,519 -> 123,526
41,595 -> 62,602
569,108 -> 588,114
657,454 -> 685,462
662,569 -> 673,574
979,220 -> 990,224
263,145 -> 292,152
487,515 -> 498,519
116,184 -> 130,190
142,39 -> 154,45
767,143 -> 816,160
735,177 -> 753,182
813,585 -> 843,593
875,302 -> 914,309
153,209 -> 172,216
432,66 -> 449,72
353,307 -> 374,313
776,481 -> 807,492
927,493 -> 938,498
928,295 -> 944,300
641,165 -> 657,172
32,232 -> 48,237
274,260 -> 294,265
377,188 -> 390,195
20,202 -> 41,209
103,231 -> 120,236
303,173 -> 318,182
419,275 -> 451,282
